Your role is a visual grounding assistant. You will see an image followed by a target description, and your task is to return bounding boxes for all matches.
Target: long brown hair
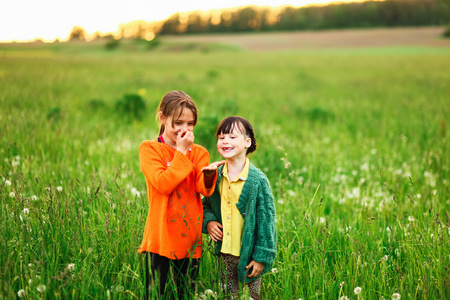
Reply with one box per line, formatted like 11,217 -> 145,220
156,91 -> 198,135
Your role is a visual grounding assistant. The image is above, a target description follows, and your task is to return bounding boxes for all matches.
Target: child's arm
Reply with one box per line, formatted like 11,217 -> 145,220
202,160 -> 226,189
139,141 -> 194,195
194,152 -> 223,197
202,194 -> 221,236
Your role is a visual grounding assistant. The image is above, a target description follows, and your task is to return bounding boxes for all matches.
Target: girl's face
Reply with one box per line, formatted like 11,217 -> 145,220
217,124 -> 251,161
161,108 -> 195,147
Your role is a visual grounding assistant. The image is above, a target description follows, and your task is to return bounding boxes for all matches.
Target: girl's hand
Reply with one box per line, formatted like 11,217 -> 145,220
176,130 -> 194,155
246,260 -> 264,278
201,160 -> 226,175
206,221 -> 223,242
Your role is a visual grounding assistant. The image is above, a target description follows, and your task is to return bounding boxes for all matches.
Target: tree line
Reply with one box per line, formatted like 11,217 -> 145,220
69,0 -> 450,41
155,0 -> 450,35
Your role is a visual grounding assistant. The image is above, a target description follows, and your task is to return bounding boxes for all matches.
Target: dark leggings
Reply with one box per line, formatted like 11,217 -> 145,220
145,252 -> 199,300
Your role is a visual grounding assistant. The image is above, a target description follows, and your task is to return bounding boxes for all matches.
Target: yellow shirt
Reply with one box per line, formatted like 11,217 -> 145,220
220,158 -> 249,256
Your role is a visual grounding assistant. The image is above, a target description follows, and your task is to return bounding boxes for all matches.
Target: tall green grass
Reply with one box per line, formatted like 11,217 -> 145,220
0,40 -> 449,299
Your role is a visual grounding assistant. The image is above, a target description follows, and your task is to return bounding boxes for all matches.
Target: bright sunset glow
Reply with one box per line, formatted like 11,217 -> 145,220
0,0 -> 355,43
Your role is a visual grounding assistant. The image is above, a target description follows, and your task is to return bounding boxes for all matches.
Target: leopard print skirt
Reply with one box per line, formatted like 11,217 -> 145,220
218,253 -> 262,300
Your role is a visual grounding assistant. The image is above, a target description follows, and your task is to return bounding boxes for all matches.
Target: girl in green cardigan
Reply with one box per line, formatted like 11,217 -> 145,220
202,116 -> 277,300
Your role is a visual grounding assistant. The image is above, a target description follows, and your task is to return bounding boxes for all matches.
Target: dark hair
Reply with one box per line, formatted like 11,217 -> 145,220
216,116 -> 257,154
156,91 -> 198,135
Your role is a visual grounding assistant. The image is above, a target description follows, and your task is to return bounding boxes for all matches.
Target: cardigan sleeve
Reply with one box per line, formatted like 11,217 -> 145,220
202,194 -> 219,234
252,175 -> 277,266
139,141 -> 195,196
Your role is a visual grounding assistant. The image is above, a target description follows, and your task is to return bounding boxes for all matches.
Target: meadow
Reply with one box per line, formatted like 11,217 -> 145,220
0,31 -> 449,299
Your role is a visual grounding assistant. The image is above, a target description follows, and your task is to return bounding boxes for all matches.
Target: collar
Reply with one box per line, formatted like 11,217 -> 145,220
221,158 -> 250,182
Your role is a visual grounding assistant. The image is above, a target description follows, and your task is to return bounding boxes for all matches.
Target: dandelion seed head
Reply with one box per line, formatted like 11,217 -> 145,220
354,286 -> 362,294
408,216 -> 415,222
5,180 -> 11,186
9,192 -> 15,198
392,292 -> 401,299
17,289 -> 26,298
204,289 -> 214,296
382,255 -> 389,262
31,195 -> 37,200
56,186 -> 62,192
339,296 -> 349,300
386,227 -> 391,233
68,263 -> 75,271
271,268 -> 278,273
23,208 -> 29,214
319,217 -> 325,224
37,284 -> 46,293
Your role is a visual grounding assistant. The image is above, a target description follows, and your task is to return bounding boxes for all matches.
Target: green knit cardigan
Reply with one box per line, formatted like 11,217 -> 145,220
202,163 -> 277,284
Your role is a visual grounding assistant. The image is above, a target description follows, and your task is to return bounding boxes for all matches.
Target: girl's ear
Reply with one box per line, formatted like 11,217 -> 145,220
245,137 -> 252,149
158,111 -> 165,124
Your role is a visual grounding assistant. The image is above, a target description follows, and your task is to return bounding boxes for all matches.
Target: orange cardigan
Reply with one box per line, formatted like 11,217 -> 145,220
138,139 -> 216,259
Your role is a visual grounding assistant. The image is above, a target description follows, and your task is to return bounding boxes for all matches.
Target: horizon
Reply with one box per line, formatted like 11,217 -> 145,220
0,0 -> 354,43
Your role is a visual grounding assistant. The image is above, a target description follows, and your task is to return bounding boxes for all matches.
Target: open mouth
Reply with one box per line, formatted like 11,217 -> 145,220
222,147 -> 233,151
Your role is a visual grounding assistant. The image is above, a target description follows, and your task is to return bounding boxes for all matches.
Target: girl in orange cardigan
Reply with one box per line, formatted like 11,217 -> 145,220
139,91 -> 224,299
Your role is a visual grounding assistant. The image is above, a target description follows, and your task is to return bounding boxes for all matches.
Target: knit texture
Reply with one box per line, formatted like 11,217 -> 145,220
139,139 -> 215,259
203,163 -> 277,283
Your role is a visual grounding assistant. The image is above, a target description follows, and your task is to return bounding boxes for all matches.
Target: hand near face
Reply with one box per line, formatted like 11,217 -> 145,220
176,130 -> 194,155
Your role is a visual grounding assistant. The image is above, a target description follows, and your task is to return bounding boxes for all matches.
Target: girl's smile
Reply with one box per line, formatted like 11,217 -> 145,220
217,127 -> 251,161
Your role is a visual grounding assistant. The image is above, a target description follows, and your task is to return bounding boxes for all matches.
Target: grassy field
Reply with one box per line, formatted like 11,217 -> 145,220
1,30 -> 449,299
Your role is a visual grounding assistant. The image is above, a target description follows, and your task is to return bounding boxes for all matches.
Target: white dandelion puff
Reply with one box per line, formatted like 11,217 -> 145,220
319,217 -> 325,224
9,192 -> 15,198
131,187 -> 141,198
37,284 -> 46,293
67,263 -> 75,271
23,208 -> 29,214
382,255 -> 389,262
31,195 -> 37,201
386,227 -> 391,233
204,289 -> 214,296
56,186 -> 63,192
339,296 -> 349,300
408,216 -> 415,222
115,285 -> 124,292
271,268 -> 278,273
392,293 -> 401,299
5,180 -> 11,186
354,287 -> 362,294
17,289 -> 26,298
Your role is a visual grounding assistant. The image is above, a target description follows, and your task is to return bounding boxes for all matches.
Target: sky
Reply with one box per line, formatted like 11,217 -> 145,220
0,0 -> 344,42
